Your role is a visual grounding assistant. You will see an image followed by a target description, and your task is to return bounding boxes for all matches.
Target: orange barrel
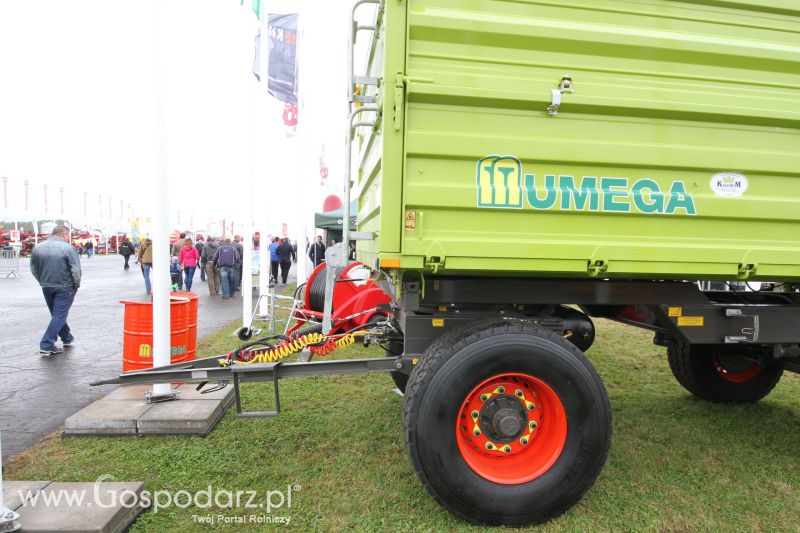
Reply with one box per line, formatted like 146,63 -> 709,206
171,292 -> 199,361
121,297 -> 190,372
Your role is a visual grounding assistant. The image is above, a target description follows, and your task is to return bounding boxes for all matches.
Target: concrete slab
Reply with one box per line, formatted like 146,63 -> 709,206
102,385 -> 157,401
137,399 -> 225,435
63,399 -> 152,436
13,482 -> 144,533
2,481 -> 51,511
175,383 -> 235,407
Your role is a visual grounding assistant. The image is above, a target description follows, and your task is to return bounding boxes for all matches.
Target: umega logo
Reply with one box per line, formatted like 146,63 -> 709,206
476,155 -> 523,208
476,155 -> 696,215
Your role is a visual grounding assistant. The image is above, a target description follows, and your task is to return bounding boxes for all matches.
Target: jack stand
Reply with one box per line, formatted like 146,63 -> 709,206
0,508 -> 20,533
145,389 -> 179,403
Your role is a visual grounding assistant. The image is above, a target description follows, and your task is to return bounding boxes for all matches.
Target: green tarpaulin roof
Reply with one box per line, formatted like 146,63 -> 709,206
314,202 -> 357,231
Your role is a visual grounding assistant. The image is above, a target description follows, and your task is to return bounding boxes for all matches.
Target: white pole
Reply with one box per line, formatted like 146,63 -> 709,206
242,227 -> 253,324
242,111 -> 253,324
241,0 -> 259,325
295,4 -> 309,287
258,4 -> 271,316
151,0 -> 171,396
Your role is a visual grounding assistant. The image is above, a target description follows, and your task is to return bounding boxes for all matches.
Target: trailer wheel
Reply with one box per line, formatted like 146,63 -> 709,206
403,319 -> 611,525
667,343 -> 782,403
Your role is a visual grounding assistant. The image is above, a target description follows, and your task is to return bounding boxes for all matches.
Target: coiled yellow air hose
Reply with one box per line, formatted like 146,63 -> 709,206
232,331 -> 367,365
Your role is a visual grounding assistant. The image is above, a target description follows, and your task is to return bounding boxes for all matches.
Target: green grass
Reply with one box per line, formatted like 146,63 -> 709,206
6,290 -> 800,531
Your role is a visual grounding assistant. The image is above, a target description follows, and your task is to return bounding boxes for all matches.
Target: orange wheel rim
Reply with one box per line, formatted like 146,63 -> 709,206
456,373 -> 567,485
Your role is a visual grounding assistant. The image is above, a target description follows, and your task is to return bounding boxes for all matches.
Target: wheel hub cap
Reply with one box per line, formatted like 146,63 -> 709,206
481,396 -> 526,442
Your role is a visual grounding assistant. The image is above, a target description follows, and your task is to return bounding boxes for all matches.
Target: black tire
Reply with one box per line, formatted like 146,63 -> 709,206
404,319 -> 611,526
236,327 -> 253,341
667,343 -> 782,403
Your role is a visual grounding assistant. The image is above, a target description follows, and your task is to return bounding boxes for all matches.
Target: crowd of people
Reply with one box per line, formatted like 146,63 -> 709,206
131,233 -> 308,298
117,231 -> 357,299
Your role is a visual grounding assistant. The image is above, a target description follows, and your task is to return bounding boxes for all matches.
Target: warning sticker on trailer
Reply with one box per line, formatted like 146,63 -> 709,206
405,210 -> 417,231
677,316 -> 704,327
668,307 -> 682,317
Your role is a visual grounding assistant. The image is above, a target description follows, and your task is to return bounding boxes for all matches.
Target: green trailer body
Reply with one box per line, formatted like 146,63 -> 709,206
92,1 -> 800,527
355,0 -> 800,281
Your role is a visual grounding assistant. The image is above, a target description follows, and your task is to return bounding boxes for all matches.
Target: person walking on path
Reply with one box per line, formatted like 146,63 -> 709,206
201,237 -> 220,295
179,237 -> 201,291
232,235 -> 244,291
119,238 -> 135,269
29,225 -> 81,355
84,239 -> 94,259
268,237 -> 280,284
308,235 -> 326,268
137,237 -> 154,294
213,238 -> 239,298
277,238 -> 295,285
171,232 -> 186,290
195,237 -> 206,282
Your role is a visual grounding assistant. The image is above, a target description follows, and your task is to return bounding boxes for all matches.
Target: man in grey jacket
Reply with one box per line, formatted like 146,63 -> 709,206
30,226 -> 82,355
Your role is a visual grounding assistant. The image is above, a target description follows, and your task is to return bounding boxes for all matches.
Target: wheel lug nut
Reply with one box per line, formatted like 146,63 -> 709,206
473,429 -> 481,437
520,437 -> 529,445
480,394 -> 489,402
471,410 -> 479,420
497,386 -> 505,394
502,445 -> 511,453
515,390 -> 523,398
529,421 -> 537,431
485,442 -> 494,450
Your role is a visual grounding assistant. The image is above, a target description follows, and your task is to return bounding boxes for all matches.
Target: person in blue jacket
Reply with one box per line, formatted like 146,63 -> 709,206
268,237 -> 280,284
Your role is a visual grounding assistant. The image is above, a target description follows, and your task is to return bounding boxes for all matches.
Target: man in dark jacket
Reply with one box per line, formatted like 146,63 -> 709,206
119,239 -> 135,269
277,238 -> 296,284
232,235 -> 244,291
308,235 -> 326,268
213,238 -> 239,298
195,238 -> 206,282
30,226 -> 81,355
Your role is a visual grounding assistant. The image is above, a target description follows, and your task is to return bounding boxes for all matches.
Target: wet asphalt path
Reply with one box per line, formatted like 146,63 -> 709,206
0,254 -> 294,458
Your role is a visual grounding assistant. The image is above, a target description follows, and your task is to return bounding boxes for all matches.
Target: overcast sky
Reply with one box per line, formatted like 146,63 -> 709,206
0,0 -> 361,236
